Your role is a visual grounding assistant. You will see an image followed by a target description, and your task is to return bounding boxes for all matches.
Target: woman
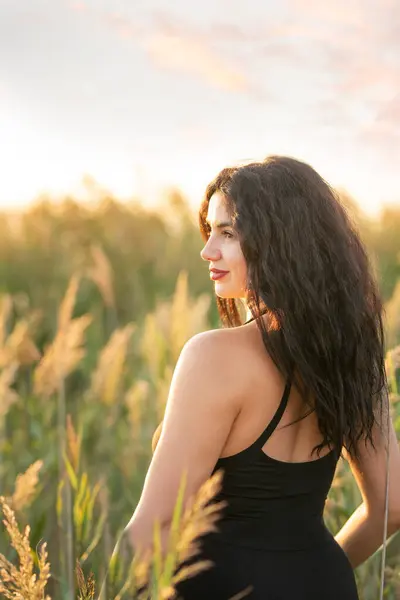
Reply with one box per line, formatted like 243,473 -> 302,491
126,156 -> 400,599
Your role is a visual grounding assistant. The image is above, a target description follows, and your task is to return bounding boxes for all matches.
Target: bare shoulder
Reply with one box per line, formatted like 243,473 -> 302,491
184,324 -> 275,400
151,325 -> 261,453
183,326 -> 251,385
186,324 -> 259,366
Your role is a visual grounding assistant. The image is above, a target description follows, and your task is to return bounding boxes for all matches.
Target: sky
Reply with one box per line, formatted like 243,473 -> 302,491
0,0 -> 399,216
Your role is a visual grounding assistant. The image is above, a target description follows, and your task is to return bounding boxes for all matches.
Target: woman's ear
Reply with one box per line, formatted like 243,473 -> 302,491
151,420 -> 163,454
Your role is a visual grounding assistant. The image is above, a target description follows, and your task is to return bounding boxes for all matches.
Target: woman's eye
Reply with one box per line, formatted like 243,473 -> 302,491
222,231 -> 233,239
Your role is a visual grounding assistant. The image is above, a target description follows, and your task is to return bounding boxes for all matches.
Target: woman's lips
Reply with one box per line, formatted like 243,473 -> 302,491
210,271 -> 229,280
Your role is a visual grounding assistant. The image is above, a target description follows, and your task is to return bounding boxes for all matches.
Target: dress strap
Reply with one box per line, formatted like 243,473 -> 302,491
253,379 -> 292,450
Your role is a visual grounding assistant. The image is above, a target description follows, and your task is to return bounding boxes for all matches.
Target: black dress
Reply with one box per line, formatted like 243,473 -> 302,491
174,378 -> 359,600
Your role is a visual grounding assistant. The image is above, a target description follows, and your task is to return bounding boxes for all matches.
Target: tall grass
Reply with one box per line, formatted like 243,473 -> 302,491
0,468 -> 226,599
0,266 -> 399,598
0,496 -> 51,600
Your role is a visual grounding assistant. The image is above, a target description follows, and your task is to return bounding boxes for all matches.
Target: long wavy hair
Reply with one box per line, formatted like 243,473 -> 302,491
199,155 -> 387,460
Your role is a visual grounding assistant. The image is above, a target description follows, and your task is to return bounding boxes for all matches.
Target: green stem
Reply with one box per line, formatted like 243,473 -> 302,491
58,378 -> 75,599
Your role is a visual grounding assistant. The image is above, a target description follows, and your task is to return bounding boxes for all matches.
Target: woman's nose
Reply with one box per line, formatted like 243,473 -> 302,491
200,238 -> 222,262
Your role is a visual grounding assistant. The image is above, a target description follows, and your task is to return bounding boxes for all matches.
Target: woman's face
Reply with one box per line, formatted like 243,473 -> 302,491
200,191 -> 248,299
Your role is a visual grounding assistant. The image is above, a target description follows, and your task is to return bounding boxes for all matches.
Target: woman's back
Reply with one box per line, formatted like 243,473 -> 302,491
174,322 -> 359,599
217,319 -> 332,465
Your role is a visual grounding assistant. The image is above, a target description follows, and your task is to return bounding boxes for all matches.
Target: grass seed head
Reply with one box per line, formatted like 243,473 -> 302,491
11,460 -> 43,513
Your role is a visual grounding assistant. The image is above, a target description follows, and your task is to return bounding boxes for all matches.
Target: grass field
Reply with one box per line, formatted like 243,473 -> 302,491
0,271 -> 399,599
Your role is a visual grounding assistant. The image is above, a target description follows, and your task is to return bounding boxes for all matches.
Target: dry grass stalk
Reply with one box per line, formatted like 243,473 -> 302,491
86,244 -> 115,309
172,470 -> 226,572
66,414 -> 81,473
146,277 -> 210,388
0,497 -> 51,600
58,274 -> 81,333
0,319 -> 41,368
89,324 -> 136,406
170,271 -> 190,364
76,561 -> 96,600
33,314 -> 92,399
188,294 -> 211,337
103,471 -> 225,600
128,549 -> 152,596
169,273 -> 211,364
140,313 -> 167,380
10,460 -> 43,513
105,545 -> 152,600
153,301 -> 173,340
34,272 -> 92,399
0,362 -> 19,420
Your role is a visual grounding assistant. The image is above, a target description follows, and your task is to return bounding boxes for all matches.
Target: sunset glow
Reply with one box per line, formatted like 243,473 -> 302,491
0,0 -> 399,216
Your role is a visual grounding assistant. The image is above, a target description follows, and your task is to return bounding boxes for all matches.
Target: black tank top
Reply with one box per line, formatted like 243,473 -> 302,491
209,377 -> 340,551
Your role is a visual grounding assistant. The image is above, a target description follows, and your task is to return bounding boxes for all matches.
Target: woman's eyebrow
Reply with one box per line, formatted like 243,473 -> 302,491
205,219 -> 233,228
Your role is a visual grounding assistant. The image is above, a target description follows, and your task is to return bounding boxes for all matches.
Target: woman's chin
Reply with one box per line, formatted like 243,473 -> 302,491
214,288 -> 241,299
214,285 -> 228,298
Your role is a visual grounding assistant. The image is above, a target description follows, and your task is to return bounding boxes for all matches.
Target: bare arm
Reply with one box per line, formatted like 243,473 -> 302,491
124,330 -> 243,552
335,399 -> 400,568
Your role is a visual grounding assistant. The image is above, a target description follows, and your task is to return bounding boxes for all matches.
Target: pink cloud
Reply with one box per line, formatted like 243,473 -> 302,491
142,34 -> 251,93
284,15 -> 399,96
63,5 -> 256,94
274,0 -> 399,97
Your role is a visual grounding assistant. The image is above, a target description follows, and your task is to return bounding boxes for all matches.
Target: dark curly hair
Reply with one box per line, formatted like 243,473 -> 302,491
199,155 -> 388,461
